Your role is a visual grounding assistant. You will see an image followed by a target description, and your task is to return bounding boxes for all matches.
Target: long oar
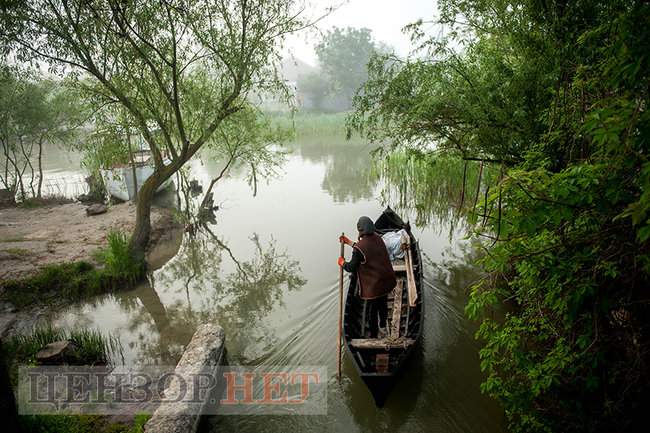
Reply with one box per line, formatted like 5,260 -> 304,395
337,232 -> 345,381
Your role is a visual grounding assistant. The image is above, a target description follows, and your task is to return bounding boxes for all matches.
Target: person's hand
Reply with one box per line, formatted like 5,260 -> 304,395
339,235 -> 353,246
337,256 -> 345,267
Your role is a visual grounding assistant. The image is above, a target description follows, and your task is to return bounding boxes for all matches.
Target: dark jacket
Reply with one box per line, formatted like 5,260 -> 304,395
344,233 -> 396,299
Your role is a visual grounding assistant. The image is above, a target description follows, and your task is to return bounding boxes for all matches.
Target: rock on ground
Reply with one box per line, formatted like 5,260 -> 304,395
35,340 -> 79,364
86,203 -> 108,216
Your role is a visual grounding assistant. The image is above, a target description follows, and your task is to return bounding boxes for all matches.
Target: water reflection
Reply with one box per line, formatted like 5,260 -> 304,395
152,226 -> 306,364
41,119 -> 505,433
287,137 -> 377,203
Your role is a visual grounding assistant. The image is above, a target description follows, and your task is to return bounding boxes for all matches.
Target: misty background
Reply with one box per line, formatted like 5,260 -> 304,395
271,0 -> 437,112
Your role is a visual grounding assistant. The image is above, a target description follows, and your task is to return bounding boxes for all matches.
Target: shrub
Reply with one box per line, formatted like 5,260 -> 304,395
98,230 -> 144,284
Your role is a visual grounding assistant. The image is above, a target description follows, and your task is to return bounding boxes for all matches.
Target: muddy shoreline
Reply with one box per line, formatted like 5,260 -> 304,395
0,202 -> 182,280
0,202 -> 183,338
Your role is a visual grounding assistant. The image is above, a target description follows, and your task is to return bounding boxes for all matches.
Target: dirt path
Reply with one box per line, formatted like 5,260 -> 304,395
0,202 -> 182,281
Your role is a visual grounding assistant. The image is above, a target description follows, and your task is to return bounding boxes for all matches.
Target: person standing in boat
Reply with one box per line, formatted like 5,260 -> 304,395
338,216 -> 397,339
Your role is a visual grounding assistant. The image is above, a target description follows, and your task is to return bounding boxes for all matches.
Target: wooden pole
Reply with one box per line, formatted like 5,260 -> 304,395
403,234 -> 418,307
337,232 -> 345,381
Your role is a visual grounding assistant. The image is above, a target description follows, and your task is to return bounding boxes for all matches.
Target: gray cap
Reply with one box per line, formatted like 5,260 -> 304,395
357,216 -> 375,235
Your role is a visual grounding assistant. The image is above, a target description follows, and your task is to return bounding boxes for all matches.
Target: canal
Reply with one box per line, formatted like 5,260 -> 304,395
41,116 -> 505,433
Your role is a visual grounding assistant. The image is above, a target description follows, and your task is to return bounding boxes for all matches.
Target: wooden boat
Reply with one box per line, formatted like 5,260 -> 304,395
100,149 -> 173,201
343,207 -> 424,407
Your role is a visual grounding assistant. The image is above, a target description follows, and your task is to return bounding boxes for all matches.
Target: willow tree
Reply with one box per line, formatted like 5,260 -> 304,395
1,0 -> 304,257
351,1 -> 650,431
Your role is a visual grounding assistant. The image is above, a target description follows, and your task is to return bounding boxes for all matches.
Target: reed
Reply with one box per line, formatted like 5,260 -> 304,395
98,230 -> 144,284
269,111 -> 352,139
5,325 -> 123,366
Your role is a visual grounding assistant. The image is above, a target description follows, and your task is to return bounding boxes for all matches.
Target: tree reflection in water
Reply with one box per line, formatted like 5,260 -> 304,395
287,135 -> 378,203
113,223 -> 305,365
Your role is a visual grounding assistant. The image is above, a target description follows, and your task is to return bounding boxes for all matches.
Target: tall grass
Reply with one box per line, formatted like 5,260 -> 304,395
6,325 -> 123,366
374,150 -> 498,230
269,111 -> 353,140
98,230 -> 144,284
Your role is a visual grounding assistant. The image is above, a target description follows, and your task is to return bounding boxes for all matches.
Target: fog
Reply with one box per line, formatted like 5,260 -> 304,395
285,0 -> 438,66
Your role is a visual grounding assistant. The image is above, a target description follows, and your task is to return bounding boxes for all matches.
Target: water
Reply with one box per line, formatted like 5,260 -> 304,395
43,127 -> 505,432
1,141 -> 88,199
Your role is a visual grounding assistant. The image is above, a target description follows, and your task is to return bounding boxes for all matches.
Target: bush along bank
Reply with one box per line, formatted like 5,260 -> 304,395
0,230 -> 145,308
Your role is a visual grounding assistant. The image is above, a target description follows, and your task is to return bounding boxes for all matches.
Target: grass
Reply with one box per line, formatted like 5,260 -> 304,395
2,325 -> 142,433
0,231 -> 145,308
5,325 -> 123,367
0,236 -> 27,242
96,231 -> 145,285
1,261 -> 104,307
269,111 -> 352,139
19,413 -> 149,433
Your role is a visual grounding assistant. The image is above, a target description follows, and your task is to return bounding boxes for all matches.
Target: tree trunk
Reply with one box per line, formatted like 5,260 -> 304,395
129,159 -> 180,259
129,171 -> 162,260
126,127 -> 138,201
37,136 -> 44,198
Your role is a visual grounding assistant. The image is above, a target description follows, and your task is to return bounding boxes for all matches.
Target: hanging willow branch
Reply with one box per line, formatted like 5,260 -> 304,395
482,184 -> 491,227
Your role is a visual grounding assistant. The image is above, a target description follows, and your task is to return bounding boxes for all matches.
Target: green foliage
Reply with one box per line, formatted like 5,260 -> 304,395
205,106 -> 293,192
1,0 -> 306,253
19,413 -> 149,433
98,230 -> 145,285
0,66 -> 81,200
373,149 -> 497,229
296,71 -> 330,111
352,0 -> 650,432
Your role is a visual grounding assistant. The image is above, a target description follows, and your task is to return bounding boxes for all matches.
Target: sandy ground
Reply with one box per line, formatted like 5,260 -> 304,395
0,202 -> 182,281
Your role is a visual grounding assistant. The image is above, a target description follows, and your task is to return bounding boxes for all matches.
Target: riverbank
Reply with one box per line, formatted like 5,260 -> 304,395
0,202 -> 183,338
0,201 -> 181,281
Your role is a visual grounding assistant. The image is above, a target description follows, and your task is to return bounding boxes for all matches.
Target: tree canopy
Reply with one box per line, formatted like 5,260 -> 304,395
1,0 -> 305,254
0,67 -> 79,200
351,0 -> 650,431
314,26 -> 380,109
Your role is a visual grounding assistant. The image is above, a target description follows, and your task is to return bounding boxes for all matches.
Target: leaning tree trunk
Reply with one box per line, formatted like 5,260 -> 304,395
129,160 -> 181,260
129,171 -> 164,260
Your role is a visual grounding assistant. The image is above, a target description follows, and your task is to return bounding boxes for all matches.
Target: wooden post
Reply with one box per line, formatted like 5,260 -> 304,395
337,232 -> 345,381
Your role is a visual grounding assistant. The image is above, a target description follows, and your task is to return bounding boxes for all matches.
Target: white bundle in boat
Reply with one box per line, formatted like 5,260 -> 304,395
381,229 -> 408,261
